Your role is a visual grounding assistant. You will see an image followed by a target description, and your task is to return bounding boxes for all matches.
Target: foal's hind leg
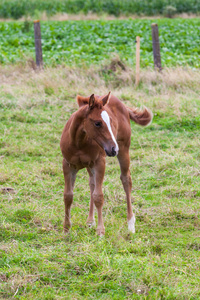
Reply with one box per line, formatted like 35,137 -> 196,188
62,159 -> 77,233
86,168 -> 96,227
117,147 -> 135,233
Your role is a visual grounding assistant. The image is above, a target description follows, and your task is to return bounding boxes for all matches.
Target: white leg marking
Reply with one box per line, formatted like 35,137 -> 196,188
87,219 -> 96,228
101,110 -> 119,153
128,215 -> 135,233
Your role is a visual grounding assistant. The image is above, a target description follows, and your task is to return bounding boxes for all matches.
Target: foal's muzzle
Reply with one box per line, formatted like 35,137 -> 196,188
105,147 -> 117,157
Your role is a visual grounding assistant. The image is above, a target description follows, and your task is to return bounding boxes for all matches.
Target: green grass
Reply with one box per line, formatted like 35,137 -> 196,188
0,64 -> 200,299
0,18 -> 200,67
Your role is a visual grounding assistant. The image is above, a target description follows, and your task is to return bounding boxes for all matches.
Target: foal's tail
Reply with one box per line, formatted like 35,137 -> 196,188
127,106 -> 153,126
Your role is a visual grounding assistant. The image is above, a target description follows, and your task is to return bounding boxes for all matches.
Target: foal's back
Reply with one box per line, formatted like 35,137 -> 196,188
105,94 -> 132,144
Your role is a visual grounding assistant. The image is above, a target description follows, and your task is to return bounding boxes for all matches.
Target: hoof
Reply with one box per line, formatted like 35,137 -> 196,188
99,233 -> 105,238
63,224 -> 71,234
87,220 -> 96,228
97,227 -> 105,237
128,215 -> 136,234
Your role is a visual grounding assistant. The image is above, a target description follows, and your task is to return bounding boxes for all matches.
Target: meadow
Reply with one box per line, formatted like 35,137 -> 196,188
0,61 -> 200,299
0,12 -> 200,300
0,19 -> 200,67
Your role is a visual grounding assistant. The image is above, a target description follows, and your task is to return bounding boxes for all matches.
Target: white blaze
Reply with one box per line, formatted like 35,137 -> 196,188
101,111 -> 119,153
128,215 -> 135,233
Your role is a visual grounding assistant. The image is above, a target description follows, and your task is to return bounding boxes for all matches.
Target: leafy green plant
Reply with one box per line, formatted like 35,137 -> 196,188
0,18 -> 200,68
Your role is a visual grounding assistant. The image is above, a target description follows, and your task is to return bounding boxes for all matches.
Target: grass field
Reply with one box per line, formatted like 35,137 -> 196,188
0,62 -> 200,299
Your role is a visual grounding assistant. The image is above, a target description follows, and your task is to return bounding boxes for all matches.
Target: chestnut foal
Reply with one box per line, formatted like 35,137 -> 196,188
60,92 -> 152,236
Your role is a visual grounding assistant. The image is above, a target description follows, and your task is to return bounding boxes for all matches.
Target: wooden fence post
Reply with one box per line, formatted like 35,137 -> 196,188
34,20 -> 43,68
135,36 -> 140,86
151,23 -> 162,71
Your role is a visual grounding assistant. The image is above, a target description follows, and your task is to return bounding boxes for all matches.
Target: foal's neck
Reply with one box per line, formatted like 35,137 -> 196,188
70,110 -> 87,148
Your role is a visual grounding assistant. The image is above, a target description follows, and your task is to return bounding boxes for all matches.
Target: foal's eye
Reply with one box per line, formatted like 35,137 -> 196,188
94,121 -> 102,128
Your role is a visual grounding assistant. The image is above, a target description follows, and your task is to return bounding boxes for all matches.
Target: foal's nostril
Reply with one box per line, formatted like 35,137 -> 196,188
105,147 -> 117,157
112,147 -> 116,156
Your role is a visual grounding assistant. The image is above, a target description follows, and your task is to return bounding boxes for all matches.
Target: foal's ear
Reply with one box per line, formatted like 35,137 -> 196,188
77,95 -> 89,107
102,91 -> 111,106
89,94 -> 95,109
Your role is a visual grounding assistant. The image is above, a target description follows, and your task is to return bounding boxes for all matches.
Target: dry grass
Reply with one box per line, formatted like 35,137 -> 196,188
0,12 -> 199,22
1,62 -> 200,116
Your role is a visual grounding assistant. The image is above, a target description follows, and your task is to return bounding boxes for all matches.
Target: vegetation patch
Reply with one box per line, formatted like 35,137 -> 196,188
0,19 -> 200,67
0,65 -> 200,299
12,209 -> 33,223
0,0 -> 200,19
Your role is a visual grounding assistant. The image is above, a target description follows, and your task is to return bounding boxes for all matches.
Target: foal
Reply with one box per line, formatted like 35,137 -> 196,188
60,92 -> 152,236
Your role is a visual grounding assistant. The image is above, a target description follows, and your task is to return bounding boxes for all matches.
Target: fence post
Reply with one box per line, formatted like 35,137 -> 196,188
34,20 -> 43,68
151,23 -> 162,71
135,36 -> 140,86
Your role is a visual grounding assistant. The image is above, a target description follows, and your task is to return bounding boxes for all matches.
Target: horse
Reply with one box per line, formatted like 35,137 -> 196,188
60,92 -> 153,236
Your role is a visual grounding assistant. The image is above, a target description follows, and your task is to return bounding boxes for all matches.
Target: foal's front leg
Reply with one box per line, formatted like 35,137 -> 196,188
62,159 -> 77,233
93,158 -> 106,236
86,168 -> 96,227
117,147 -> 135,233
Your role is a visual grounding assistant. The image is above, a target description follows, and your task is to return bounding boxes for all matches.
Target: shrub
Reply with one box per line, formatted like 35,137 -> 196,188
163,5 -> 177,18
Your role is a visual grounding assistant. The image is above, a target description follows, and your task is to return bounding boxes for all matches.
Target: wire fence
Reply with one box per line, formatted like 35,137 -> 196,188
0,19 -> 200,69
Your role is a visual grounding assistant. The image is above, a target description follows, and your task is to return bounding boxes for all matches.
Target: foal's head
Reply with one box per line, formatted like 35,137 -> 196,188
77,92 -> 119,157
